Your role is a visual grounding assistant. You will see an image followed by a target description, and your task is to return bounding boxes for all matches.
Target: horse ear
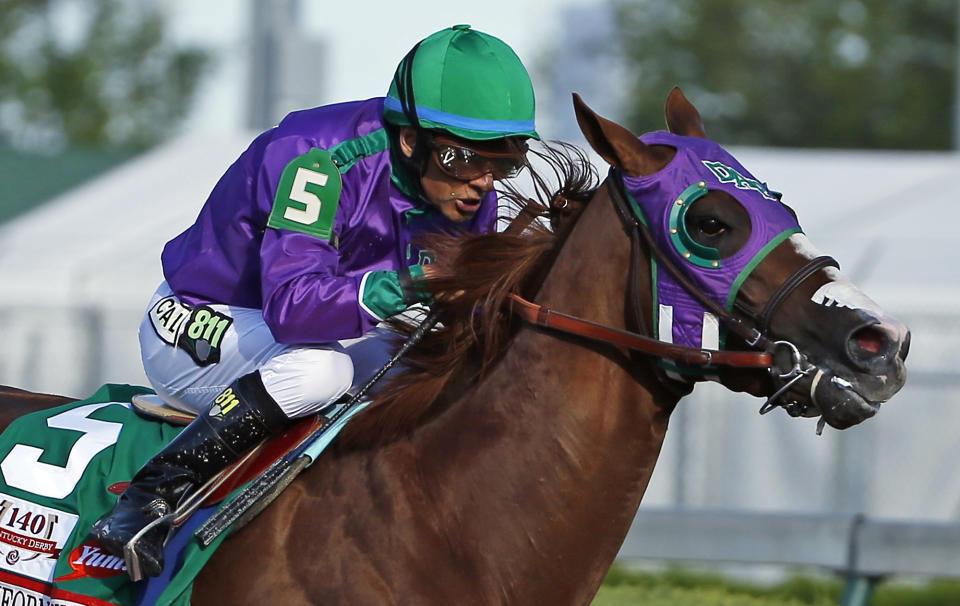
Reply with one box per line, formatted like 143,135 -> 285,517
665,87 -> 707,138
572,93 -> 661,176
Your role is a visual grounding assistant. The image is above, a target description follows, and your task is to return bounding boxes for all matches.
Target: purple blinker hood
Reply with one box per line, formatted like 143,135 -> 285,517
619,131 -> 801,366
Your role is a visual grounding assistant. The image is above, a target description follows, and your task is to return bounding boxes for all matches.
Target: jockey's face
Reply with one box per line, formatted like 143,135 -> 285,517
399,127 -> 525,222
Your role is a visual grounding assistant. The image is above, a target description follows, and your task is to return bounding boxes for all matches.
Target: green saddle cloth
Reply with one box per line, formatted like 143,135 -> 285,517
0,384 -> 227,606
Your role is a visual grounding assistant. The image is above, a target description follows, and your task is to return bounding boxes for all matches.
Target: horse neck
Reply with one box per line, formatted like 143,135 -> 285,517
410,184 -> 680,603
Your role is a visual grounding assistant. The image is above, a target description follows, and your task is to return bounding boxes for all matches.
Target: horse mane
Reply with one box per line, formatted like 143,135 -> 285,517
336,142 -> 599,451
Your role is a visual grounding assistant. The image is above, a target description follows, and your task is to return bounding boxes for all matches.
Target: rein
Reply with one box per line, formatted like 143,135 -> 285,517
506,293 -> 771,367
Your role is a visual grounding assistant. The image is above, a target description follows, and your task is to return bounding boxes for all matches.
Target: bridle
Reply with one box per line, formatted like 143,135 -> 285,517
507,170 -> 839,429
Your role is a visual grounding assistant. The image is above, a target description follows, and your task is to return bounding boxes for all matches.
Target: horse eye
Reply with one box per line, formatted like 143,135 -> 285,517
697,217 -> 725,236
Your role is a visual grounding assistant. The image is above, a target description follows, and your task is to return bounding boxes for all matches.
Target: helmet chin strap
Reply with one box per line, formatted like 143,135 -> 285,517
395,41 -> 432,178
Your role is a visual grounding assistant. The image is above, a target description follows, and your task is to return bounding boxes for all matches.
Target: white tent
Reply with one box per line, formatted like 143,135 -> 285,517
0,132 -> 253,399
0,135 -> 957,522
0,133 -> 255,306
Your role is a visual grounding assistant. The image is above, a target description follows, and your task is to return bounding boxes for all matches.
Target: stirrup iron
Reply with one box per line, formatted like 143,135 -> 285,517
122,512 -> 175,582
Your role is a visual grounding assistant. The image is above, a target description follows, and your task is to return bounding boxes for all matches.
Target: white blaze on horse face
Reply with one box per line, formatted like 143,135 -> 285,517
788,234 -> 903,329
810,273 -> 887,317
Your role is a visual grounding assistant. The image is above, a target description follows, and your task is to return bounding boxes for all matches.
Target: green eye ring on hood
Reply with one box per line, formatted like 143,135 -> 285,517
669,180 -> 722,268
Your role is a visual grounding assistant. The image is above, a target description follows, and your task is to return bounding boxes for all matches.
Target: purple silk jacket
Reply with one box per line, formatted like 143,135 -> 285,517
161,97 -> 498,344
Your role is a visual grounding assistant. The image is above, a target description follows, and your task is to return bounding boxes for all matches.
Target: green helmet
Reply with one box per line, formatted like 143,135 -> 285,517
384,25 -> 539,141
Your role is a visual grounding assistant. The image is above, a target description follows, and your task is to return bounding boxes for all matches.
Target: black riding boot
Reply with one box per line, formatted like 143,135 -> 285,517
90,371 -> 291,578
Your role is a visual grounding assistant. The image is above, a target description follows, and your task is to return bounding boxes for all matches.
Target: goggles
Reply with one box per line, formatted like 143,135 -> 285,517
427,136 -> 528,180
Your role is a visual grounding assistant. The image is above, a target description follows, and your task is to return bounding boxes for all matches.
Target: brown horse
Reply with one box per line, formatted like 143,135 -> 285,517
0,90 -> 909,605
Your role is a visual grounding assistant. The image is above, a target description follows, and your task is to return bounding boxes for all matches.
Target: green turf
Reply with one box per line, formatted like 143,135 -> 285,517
593,566 -> 960,606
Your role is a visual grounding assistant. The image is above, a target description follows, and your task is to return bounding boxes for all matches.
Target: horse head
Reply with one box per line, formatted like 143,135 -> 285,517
573,88 -> 909,431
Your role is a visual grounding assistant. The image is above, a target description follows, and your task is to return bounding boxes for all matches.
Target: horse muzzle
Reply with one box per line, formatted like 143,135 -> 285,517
816,317 -> 910,430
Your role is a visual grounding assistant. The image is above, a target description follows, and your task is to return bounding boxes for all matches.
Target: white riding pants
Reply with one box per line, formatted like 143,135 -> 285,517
139,282 -> 398,419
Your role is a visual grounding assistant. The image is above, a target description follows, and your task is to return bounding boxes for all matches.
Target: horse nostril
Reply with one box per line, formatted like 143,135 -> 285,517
899,330 -> 911,361
846,324 -> 897,371
852,325 -> 887,355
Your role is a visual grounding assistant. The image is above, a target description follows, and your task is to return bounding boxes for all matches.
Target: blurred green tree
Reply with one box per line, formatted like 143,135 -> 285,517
0,0 -> 208,151
612,0 -> 956,149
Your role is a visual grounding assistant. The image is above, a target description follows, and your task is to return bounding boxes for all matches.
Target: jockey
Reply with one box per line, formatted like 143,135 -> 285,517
90,24 -> 538,577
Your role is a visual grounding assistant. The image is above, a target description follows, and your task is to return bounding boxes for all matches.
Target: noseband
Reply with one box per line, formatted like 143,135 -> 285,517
508,171 -> 839,430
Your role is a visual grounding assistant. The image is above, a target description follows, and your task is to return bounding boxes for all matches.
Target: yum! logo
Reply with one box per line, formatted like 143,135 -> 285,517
54,541 -> 127,582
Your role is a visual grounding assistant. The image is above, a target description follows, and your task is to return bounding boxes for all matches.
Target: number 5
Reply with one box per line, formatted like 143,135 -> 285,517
283,167 -> 329,225
1,402 -> 126,499
267,149 -> 342,242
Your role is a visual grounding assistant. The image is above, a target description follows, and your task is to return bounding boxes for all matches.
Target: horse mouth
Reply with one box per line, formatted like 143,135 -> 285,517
817,368 -> 902,430
837,379 -> 882,413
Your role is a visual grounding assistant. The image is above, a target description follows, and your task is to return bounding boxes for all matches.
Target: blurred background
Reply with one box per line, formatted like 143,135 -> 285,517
1,0 -> 958,601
